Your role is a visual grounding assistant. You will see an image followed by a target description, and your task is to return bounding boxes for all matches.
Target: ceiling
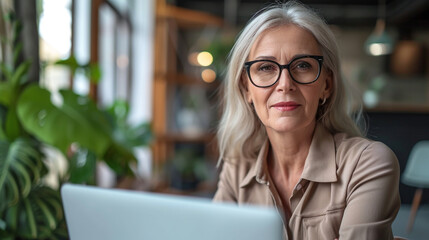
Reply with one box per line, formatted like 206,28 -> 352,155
172,0 -> 429,29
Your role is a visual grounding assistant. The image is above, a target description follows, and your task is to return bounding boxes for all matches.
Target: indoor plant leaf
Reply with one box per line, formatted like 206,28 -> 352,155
10,160 -> 31,197
3,204 -> 18,232
59,89 -> 112,136
0,64 -> 12,83
68,148 -> 97,184
3,186 -> 65,239
10,60 -> 30,87
54,56 -> 79,74
34,197 -> 56,230
0,82 -> 12,106
16,85 -> 111,156
0,106 -> 8,141
103,142 -> 137,176
0,139 -> 45,210
4,108 -> 21,141
21,198 -> 37,239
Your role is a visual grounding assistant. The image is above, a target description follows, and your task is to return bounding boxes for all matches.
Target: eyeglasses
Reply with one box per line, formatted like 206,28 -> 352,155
244,55 -> 324,88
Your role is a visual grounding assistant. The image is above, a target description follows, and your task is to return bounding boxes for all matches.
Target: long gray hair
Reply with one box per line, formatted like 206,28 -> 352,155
217,1 -> 363,161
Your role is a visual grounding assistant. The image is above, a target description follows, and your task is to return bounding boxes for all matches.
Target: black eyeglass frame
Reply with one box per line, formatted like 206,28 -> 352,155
244,55 -> 324,88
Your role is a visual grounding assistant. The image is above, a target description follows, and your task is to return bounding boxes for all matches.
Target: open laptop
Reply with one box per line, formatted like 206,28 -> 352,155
61,183 -> 283,240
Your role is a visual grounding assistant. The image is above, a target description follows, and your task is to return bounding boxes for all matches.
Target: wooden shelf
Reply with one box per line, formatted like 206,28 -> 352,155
156,4 -> 223,28
154,72 -> 220,87
150,179 -> 217,197
152,0 -> 224,165
365,103 -> 429,113
159,132 -> 215,143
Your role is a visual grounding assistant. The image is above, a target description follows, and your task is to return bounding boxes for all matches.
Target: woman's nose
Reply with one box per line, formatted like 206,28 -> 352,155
276,68 -> 296,92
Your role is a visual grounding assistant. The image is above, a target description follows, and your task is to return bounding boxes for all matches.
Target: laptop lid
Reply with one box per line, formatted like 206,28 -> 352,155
61,183 -> 283,240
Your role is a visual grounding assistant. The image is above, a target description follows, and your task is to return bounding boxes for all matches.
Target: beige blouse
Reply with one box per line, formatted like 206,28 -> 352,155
213,124 -> 401,240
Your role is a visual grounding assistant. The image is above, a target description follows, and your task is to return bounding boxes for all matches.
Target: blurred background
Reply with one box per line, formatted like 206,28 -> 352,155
0,0 -> 429,239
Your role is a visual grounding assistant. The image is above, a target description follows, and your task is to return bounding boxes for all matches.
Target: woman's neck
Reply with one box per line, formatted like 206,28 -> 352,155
266,121 -> 316,177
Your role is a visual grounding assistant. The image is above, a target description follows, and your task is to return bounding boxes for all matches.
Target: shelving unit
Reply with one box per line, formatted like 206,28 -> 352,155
152,0 -> 223,192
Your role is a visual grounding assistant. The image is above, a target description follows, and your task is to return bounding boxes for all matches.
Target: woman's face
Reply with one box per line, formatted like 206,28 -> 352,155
244,24 -> 332,135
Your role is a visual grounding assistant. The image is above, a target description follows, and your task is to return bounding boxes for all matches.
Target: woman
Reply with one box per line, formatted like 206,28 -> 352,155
213,1 -> 400,239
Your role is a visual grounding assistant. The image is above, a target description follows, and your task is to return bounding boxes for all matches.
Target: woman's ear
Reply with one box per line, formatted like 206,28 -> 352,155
241,72 -> 253,104
322,69 -> 334,99
246,93 -> 253,104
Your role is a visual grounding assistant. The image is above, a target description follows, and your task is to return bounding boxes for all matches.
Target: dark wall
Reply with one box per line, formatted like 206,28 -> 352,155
366,111 -> 429,204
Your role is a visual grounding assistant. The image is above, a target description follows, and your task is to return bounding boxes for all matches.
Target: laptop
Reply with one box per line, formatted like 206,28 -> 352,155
61,183 -> 284,240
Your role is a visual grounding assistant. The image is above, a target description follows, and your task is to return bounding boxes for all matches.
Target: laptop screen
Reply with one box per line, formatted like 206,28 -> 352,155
61,183 -> 283,240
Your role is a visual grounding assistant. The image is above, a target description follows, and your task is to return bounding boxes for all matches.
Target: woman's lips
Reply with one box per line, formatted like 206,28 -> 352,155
271,101 -> 301,111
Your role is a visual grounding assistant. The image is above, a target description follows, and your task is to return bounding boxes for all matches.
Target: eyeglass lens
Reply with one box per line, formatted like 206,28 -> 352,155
248,57 -> 321,87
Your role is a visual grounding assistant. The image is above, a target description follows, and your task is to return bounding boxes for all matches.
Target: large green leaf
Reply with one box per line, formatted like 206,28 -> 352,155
105,100 -> 152,148
10,60 -> 30,87
54,56 -> 101,83
0,106 -> 8,141
100,101 -> 152,176
19,187 -> 63,239
0,139 -> 45,211
16,85 -> 111,156
0,64 -> 12,83
0,82 -> 12,106
4,108 -> 21,141
54,56 -> 79,73
103,142 -> 137,176
68,148 -> 97,184
1,185 -> 65,239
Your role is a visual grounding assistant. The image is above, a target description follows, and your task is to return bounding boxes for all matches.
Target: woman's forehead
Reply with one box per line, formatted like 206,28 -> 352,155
248,24 -> 321,60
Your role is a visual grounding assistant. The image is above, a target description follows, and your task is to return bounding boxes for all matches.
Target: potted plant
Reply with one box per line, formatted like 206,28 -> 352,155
167,148 -> 210,191
0,13 -> 151,239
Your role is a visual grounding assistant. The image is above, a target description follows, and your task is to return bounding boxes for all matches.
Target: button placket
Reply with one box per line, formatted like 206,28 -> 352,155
290,180 -> 307,212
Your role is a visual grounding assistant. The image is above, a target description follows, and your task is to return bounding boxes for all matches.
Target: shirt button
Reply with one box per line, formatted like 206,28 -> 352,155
296,184 -> 302,190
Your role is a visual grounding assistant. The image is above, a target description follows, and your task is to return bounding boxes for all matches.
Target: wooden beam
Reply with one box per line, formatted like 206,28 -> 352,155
157,4 -> 223,28
89,0 -> 103,101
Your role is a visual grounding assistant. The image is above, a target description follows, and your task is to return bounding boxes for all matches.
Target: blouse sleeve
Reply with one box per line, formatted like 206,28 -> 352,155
339,142 -> 401,239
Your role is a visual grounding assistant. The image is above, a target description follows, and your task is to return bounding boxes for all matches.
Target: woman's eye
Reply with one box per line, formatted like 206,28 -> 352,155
294,61 -> 312,70
258,63 -> 276,72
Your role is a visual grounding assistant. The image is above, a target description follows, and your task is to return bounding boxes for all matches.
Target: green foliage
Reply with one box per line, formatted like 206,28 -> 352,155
204,32 -> 235,77
172,149 -> 209,181
0,60 -> 31,106
67,147 -> 97,184
105,100 -> 153,149
0,11 -> 69,239
14,85 -> 148,183
0,59 -> 67,239
0,139 -> 46,212
16,85 -> 111,156
0,11 -> 152,239
3,186 -> 66,239
55,56 -> 101,83
0,139 -> 66,239
101,100 -> 152,176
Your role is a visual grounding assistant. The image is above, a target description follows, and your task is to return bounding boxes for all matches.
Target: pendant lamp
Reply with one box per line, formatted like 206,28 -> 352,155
364,0 -> 394,56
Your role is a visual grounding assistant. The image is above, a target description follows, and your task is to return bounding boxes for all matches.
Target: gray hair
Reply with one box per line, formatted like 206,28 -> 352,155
217,1 -> 364,160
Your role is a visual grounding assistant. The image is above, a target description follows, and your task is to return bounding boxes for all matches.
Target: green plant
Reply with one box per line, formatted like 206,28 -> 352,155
0,57 -> 68,238
0,13 -> 151,239
167,148 -> 210,190
54,55 -> 101,84
0,9 -> 69,239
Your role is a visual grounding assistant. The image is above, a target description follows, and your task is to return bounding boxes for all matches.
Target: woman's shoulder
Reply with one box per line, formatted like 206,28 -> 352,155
219,156 -> 255,173
333,132 -> 399,168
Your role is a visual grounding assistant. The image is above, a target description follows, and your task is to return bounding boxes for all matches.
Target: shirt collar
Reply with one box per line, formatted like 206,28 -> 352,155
301,123 -> 337,183
239,123 -> 337,188
240,140 -> 269,188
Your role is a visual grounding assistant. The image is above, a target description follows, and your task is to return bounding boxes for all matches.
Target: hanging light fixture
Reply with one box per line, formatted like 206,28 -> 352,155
364,0 -> 394,56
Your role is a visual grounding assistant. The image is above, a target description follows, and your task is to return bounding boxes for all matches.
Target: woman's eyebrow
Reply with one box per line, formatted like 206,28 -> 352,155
254,55 -> 277,60
253,53 -> 316,62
